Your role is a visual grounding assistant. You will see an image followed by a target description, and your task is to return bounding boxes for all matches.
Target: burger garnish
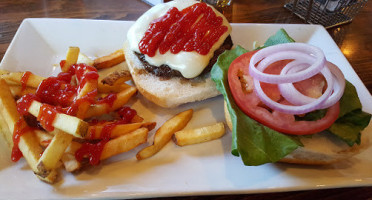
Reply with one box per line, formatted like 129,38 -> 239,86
211,29 -> 371,165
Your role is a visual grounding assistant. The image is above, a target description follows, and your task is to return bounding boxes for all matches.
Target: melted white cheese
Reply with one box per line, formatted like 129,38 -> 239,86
127,0 -> 232,78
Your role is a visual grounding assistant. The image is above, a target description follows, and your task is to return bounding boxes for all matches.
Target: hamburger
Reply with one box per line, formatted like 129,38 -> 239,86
211,29 -> 372,165
124,0 -> 232,108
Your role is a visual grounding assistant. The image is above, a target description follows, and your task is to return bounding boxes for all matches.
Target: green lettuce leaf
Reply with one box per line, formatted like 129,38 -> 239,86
255,28 -> 296,50
264,28 -> 296,47
296,81 -> 371,146
327,82 -> 371,146
211,46 -> 301,166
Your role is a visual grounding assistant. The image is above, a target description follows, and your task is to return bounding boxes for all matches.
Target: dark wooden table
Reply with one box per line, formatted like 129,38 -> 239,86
1,0 -> 372,199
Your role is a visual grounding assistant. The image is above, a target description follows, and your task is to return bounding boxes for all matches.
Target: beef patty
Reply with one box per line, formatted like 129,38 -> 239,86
134,35 -> 233,79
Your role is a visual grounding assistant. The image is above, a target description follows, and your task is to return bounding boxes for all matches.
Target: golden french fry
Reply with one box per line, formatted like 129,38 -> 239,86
35,129 -> 81,173
84,86 -> 137,118
61,153 -> 81,172
34,130 -> 53,148
100,127 -> 148,160
36,169 -> 58,184
75,75 -> 98,119
28,100 -> 89,138
0,69 -> 10,75
61,141 -> 81,172
94,49 -> 125,69
61,141 -> 82,172
76,80 -> 98,99
98,82 -> 131,93
0,79 -> 21,134
62,47 -> 80,72
100,69 -> 131,86
17,127 -> 44,172
0,79 -> 56,183
9,85 -> 36,99
77,53 -> 94,66
1,71 -> 45,88
87,122 -> 156,139
36,130 -> 73,178
136,109 -> 193,160
64,140 -> 83,154
131,114 -> 144,123
0,112 -> 12,147
173,122 -> 225,146
0,47 -> 156,183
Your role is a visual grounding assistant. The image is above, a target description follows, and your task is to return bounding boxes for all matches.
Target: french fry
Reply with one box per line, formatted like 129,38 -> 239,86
98,82 -> 131,93
61,153 -> 81,172
0,69 -> 9,75
9,85 -> 36,99
100,127 -> 148,160
36,130 -> 80,174
76,79 -> 98,99
94,49 -> 125,69
34,130 -> 53,148
0,79 -> 56,183
136,109 -> 193,160
84,86 -> 137,118
0,112 -> 12,147
61,141 -> 82,172
1,71 -> 45,88
131,115 -> 144,123
77,53 -> 94,66
36,130 -> 73,178
87,122 -> 156,140
27,100 -> 89,138
34,46 -> 89,178
0,45 -> 193,183
62,47 -> 80,72
0,79 -> 22,134
75,74 -> 98,119
36,169 -> 58,184
100,69 -> 131,86
173,122 -> 225,146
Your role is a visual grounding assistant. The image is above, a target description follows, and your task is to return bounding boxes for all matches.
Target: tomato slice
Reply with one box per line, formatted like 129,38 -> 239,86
228,50 -> 340,135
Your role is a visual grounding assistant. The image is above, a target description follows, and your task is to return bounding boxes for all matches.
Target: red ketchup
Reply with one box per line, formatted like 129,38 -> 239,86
20,71 -> 32,91
65,89 -> 97,116
139,3 -> 228,57
36,72 -> 77,107
13,59 -> 131,165
17,94 -> 40,115
96,93 -> 117,112
74,64 -> 99,93
37,104 -> 58,132
75,107 -> 137,165
11,118 -> 35,162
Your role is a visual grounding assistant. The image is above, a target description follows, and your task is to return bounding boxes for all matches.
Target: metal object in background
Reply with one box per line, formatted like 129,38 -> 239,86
284,0 -> 368,28
203,0 -> 232,7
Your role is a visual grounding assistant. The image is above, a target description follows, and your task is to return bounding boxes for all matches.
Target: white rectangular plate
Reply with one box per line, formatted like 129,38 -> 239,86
0,18 -> 371,200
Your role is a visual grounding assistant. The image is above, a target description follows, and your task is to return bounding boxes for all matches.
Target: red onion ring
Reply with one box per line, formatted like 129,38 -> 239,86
279,61 -> 345,109
253,66 -> 333,115
249,43 -> 326,84
249,43 -> 345,115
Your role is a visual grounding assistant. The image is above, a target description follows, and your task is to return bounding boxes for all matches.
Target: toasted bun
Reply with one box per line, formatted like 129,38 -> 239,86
123,41 -> 220,108
223,101 -> 368,165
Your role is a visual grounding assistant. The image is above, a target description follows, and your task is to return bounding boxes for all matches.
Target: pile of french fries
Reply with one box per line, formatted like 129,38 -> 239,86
0,47 -> 226,184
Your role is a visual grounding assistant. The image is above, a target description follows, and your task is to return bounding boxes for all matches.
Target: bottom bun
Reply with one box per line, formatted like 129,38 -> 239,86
123,41 -> 220,108
224,101 -> 368,165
